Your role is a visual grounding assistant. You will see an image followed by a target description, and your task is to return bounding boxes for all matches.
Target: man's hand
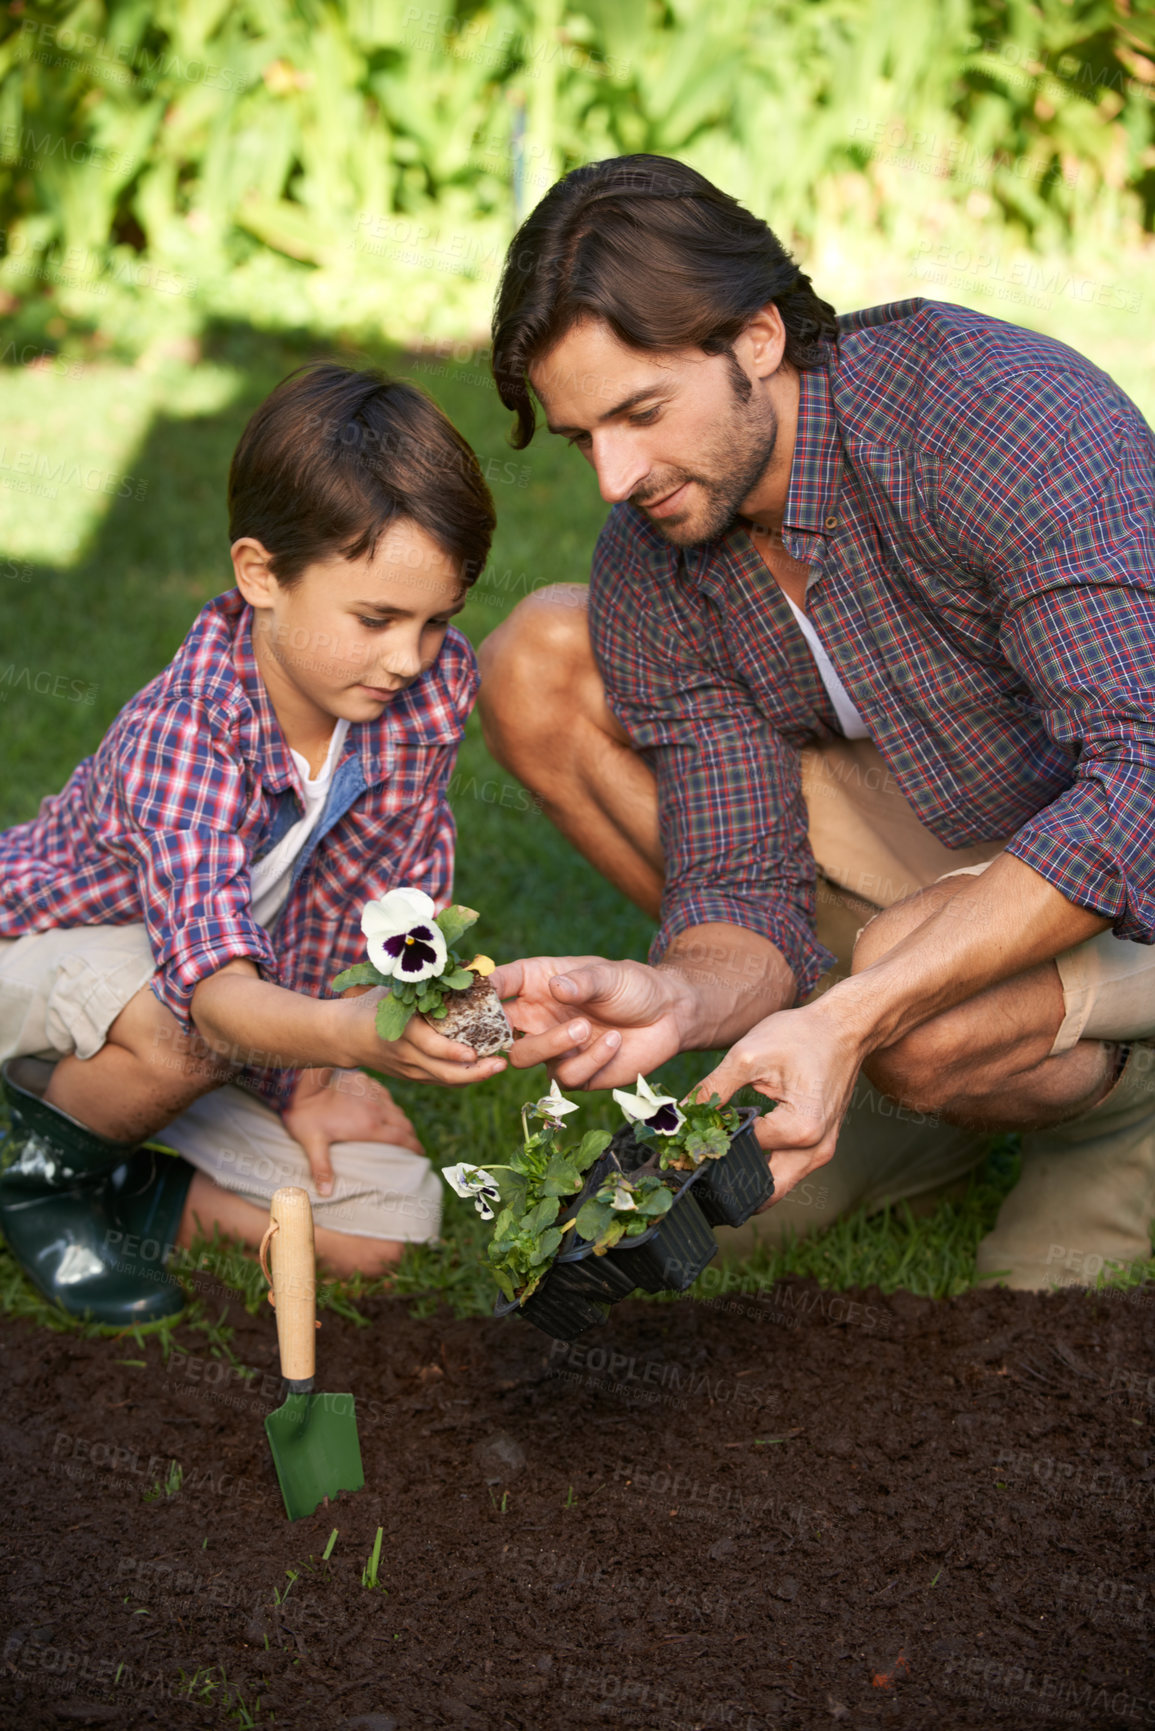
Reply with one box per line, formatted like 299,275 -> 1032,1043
281,1067 -> 424,1196
692,998 -> 864,1205
488,955 -> 692,1088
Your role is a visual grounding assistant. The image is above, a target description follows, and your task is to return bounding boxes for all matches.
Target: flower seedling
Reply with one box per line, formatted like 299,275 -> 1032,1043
612,1074 -> 744,1170
331,888 -> 512,1054
442,1084 -> 614,1301
443,1075 -> 760,1317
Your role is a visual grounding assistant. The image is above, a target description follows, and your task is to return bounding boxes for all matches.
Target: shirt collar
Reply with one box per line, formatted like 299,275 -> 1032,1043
677,355 -> 843,592
781,357 -> 843,535
224,591 -> 301,794
219,587 -> 463,793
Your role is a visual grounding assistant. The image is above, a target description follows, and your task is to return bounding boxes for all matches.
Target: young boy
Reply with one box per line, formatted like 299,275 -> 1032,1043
0,362 -> 504,1323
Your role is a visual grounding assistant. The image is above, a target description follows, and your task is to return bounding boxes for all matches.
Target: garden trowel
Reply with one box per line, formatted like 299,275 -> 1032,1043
260,1186 -> 364,1521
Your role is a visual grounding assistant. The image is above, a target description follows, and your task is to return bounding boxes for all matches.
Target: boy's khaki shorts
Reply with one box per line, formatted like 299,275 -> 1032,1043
0,923 -> 442,1244
800,737 -> 1155,1050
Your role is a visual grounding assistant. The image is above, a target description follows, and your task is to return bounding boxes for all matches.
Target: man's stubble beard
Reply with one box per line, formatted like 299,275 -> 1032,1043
634,389 -> 780,549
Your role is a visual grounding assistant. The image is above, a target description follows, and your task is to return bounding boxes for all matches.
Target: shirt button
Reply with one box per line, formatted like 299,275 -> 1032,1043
824,515 -> 838,529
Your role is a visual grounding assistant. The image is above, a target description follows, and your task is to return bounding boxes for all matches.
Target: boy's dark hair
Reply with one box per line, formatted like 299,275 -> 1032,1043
492,154 -> 839,448
229,363 -> 496,586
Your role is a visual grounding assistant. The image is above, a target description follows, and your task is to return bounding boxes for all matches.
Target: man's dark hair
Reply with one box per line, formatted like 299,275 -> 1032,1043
229,363 -> 496,586
492,154 -> 838,448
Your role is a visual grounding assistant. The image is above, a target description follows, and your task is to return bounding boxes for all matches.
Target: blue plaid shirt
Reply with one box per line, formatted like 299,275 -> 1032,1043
589,299 -> 1155,997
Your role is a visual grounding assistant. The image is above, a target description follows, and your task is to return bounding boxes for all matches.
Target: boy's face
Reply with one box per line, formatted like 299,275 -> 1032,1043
234,517 -> 467,740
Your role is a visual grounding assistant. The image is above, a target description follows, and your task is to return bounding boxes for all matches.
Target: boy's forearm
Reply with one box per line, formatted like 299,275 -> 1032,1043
190,961 -> 349,1072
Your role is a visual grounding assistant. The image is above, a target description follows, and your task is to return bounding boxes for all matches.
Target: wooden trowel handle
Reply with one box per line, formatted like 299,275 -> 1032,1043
268,1187 -> 316,1390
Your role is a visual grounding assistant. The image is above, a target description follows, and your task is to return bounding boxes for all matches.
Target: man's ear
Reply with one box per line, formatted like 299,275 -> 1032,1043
230,537 -> 279,607
737,303 -> 788,381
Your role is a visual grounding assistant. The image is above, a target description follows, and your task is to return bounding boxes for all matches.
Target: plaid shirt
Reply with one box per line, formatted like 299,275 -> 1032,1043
589,298 -> 1155,998
0,588 -> 477,1110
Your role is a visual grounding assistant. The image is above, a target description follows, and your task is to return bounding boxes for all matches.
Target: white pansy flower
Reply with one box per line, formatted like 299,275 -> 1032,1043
607,1181 -> 637,1212
612,1074 -> 685,1136
362,888 -> 448,983
441,1163 -> 502,1221
533,1079 -> 581,1124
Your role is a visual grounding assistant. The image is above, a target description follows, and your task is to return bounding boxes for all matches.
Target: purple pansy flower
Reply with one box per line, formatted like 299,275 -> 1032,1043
612,1075 -> 686,1137
361,888 -> 448,983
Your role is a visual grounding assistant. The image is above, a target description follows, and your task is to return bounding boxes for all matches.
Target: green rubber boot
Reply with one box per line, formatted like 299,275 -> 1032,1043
0,1057 -> 194,1325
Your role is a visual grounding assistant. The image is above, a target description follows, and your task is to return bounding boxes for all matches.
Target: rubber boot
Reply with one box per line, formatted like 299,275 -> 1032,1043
0,1057 -> 194,1325
975,1043 -> 1155,1291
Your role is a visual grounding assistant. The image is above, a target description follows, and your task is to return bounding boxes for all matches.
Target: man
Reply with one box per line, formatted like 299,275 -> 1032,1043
480,153 -> 1155,1290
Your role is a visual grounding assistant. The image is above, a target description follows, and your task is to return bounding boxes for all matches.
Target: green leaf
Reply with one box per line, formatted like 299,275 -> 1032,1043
330,962 -> 384,992
374,993 -> 415,1044
416,990 -> 442,1013
434,904 -> 480,948
531,1227 -> 563,1265
575,1129 -> 613,1170
440,967 -> 476,991
593,1219 -> 627,1253
574,1197 -> 614,1242
522,1196 -> 560,1235
492,1267 -> 516,1302
490,1206 -> 515,1240
541,1154 -> 584,1198
430,1005 -> 448,1019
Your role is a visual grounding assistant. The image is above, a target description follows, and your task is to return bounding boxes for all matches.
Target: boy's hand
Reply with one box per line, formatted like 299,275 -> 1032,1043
336,988 -> 508,1086
282,1067 -> 424,1197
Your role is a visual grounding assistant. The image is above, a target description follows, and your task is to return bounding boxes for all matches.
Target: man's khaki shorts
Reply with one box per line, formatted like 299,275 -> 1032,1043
0,923 -> 442,1243
801,737 -> 1155,1053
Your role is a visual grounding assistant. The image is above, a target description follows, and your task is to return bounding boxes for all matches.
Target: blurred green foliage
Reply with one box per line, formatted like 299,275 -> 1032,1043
0,0 -> 1152,347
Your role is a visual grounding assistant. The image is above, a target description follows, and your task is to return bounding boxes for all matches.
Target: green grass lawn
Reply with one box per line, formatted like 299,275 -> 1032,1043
1,294 -> 1152,1341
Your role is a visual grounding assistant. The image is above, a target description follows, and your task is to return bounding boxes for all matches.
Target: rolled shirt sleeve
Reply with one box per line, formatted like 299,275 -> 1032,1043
589,516 -> 834,998
936,375 -> 1155,942
114,697 -> 278,1028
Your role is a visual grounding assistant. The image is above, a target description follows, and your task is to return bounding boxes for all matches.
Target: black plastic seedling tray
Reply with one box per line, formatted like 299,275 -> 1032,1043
495,1107 -> 771,1339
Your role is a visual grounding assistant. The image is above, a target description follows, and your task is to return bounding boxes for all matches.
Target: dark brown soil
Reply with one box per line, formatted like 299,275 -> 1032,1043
2,1278 -> 1154,1731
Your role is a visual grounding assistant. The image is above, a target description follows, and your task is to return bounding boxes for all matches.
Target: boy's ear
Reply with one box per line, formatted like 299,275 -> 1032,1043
231,537 -> 280,607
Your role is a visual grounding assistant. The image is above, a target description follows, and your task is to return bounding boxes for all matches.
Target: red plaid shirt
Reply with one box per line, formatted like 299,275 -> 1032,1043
589,299 -> 1155,997
0,588 -> 478,1110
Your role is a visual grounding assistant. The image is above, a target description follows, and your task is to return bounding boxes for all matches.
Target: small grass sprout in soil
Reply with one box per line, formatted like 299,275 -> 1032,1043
361,1524 -> 385,1590
142,1458 -> 183,1502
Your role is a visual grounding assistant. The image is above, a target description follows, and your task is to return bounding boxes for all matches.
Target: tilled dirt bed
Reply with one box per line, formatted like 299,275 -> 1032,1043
1,1279 -> 1153,1731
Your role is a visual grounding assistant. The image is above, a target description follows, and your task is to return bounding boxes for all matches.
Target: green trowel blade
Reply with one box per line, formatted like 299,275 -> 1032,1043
265,1389 -> 364,1522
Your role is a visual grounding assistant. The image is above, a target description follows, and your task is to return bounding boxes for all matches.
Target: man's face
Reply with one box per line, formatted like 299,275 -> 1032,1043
529,317 -> 780,546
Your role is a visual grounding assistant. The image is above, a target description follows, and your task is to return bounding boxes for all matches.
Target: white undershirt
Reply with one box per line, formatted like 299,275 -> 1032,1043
250,719 -> 350,928
783,593 -> 871,740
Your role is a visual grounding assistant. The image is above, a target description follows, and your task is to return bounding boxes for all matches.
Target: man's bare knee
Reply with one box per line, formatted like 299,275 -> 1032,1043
478,586 -> 602,767
863,1019 -> 959,1110
851,876 -> 974,974
478,585 -> 591,688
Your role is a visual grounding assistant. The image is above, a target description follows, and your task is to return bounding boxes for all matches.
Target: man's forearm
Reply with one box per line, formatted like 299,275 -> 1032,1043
190,962 -> 349,1071
816,853 -> 1110,1062
657,922 -> 798,1050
